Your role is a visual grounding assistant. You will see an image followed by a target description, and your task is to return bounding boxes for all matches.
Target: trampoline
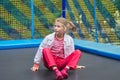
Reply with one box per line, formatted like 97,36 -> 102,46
0,47 -> 120,80
0,0 -> 120,80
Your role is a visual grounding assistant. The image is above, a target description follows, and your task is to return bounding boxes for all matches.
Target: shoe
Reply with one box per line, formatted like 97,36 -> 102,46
61,69 -> 68,79
54,69 -> 63,80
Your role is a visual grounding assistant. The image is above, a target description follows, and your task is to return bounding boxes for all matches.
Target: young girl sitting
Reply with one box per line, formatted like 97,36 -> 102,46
31,17 -> 85,80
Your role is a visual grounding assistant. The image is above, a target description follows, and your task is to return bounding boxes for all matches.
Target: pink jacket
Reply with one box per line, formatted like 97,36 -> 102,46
34,32 -> 75,64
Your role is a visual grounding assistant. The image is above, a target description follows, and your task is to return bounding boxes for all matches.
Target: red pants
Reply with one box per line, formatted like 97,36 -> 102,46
42,48 -> 82,70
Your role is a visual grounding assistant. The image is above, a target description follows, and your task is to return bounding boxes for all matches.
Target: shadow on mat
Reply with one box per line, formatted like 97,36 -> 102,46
31,69 -> 79,80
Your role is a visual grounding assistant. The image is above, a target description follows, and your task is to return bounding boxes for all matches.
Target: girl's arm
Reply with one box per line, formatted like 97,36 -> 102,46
31,37 -> 48,71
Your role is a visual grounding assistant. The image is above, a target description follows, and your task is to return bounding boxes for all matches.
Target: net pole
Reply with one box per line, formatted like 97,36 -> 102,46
94,0 -> 99,42
31,0 -> 34,39
62,0 -> 66,18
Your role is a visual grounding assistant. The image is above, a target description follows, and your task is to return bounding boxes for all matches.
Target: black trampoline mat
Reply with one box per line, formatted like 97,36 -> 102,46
0,48 -> 120,80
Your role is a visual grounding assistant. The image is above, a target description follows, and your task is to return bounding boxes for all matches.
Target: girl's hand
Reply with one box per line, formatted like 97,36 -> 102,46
76,65 -> 86,69
31,63 -> 39,72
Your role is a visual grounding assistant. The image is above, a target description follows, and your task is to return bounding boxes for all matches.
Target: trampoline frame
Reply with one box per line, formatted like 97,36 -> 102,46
0,39 -> 120,60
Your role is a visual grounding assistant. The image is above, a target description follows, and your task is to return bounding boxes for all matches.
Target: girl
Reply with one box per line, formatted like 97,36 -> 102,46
31,17 -> 85,80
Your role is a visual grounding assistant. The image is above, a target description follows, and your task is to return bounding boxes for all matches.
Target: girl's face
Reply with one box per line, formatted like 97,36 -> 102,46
53,21 -> 66,36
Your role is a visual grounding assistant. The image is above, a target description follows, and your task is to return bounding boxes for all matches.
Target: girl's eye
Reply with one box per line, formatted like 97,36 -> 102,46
54,25 -> 60,28
57,25 -> 60,28
53,25 -> 56,27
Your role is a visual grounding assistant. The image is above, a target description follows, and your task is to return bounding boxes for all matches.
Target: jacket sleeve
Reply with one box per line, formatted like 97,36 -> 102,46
71,37 -> 75,51
34,37 -> 48,64
69,36 -> 75,53
64,35 -> 75,57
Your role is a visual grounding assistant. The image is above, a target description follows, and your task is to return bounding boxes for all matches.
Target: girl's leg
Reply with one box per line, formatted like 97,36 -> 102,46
42,48 -> 63,80
60,49 -> 82,79
42,48 -> 56,69
64,49 -> 82,69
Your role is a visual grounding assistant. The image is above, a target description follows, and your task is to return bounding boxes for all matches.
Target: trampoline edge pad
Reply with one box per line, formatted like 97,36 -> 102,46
0,39 -> 120,60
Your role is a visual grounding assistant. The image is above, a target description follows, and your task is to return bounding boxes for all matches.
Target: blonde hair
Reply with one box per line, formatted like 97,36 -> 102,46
55,17 -> 76,32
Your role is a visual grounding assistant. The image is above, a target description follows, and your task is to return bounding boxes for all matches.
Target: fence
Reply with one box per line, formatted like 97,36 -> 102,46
0,0 -> 120,46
